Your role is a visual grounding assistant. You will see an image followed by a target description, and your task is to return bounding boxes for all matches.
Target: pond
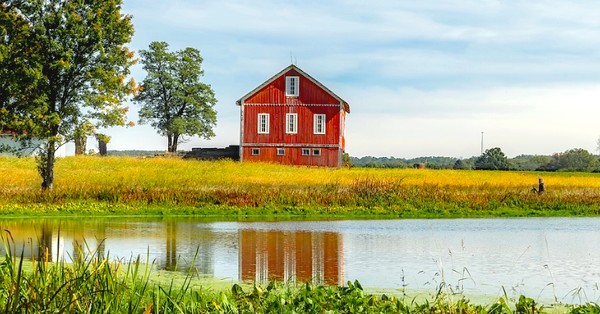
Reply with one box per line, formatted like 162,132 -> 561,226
1,217 -> 599,303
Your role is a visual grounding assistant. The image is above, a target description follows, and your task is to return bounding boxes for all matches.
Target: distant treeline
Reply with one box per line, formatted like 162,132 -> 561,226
351,149 -> 600,172
107,150 -> 173,157
108,149 -> 600,173
350,156 -> 463,169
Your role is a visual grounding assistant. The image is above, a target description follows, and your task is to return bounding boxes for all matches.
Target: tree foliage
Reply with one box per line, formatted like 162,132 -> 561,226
135,41 -> 217,152
474,147 -> 510,170
511,155 -> 553,171
348,152 -> 599,173
350,156 -> 461,169
453,159 -> 467,170
0,0 -> 136,189
549,148 -> 599,172
0,3 -> 43,134
73,121 -> 96,155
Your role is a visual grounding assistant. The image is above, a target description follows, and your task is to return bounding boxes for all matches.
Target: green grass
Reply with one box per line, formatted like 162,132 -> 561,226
1,156 -> 600,218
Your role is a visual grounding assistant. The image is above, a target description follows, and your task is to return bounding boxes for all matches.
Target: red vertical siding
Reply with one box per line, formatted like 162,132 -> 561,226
242,147 -> 339,167
244,69 -> 340,105
323,232 -> 342,285
239,230 -> 343,284
295,232 -> 313,282
243,105 -> 341,145
240,230 -> 256,282
239,66 -> 347,167
267,231 -> 285,281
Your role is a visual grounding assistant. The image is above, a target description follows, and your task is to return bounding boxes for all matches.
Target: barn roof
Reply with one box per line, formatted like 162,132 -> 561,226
236,64 -> 350,113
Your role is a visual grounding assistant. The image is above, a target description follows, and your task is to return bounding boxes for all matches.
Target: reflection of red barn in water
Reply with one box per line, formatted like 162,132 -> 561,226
240,230 -> 343,285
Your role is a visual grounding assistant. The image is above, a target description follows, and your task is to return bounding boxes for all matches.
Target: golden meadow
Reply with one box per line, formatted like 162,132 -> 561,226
1,156 -> 600,217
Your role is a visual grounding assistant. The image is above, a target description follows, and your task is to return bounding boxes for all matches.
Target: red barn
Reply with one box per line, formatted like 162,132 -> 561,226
236,64 -> 350,167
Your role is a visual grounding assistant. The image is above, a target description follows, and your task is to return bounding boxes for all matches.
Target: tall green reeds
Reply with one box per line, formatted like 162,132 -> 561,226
0,231 -> 154,313
0,232 -> 596,313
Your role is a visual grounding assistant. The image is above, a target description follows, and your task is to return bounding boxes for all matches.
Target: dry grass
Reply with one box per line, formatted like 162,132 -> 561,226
1,156 -> 600,217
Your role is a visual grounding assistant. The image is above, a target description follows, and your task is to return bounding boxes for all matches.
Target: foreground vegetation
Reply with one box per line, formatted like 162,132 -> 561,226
1,156 -> 600,217
0,234 -> 595,314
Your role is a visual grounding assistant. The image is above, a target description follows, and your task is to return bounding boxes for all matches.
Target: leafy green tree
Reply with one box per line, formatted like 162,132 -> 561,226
0,3 -> 43,135
510,155 -> 553,171
453,159 -> 466,170
474,147 -> 511,170
73,121 -> 96,155
0,0 -> 136,190
551,148 -> 598,172
342,152 -> 353,167
135,41 -> 217,152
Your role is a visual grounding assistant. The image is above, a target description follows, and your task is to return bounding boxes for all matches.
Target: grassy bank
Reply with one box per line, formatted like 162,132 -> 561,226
1,156 -> 600,217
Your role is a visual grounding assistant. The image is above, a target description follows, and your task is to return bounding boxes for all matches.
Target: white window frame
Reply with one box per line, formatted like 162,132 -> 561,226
257,113 -> 269,134
277,148 -> 285,156
286,113 -> 298,134
301,148 -> 310,156
313,114 -> 326,134
285,76 -> 299,97
251,148 -> 260,156
312,148 -> 321,156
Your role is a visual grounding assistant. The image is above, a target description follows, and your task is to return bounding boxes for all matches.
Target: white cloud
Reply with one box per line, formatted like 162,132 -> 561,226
345,84 -> 600,157
114,0 -> 600,157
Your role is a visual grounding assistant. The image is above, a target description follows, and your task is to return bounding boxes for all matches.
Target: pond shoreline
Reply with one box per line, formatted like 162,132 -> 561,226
1,201 -> 600,219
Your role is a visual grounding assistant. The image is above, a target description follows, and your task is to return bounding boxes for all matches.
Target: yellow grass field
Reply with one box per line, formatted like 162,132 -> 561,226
1,156 -> 600,217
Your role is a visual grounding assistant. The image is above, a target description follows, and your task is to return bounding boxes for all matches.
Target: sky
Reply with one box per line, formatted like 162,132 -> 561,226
101,0 -> 600,158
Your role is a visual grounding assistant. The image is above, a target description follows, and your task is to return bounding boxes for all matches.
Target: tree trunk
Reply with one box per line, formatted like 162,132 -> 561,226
167,134 -> 174,152
167,133 -> 179,152
98,139 -> 107,156
40,141 -> 55,190
171,133 -> 179,152
74,135 -> 86,155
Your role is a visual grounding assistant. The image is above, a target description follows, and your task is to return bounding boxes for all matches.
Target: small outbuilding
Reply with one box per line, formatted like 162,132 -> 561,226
0,130 -> 71,157
236,64 -> 350,167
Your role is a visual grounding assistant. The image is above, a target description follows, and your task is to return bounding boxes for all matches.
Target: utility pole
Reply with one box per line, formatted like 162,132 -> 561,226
480,132 -> 484,155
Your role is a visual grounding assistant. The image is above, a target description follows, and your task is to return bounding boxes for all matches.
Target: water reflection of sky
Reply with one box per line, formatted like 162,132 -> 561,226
1,217 -> 600,304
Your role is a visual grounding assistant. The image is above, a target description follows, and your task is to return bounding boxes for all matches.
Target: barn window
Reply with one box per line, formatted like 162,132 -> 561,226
312,148 -> 321,156
277,148 -> 285,156
301,148 -> 310,156
286,113 -> 297,134
251,148 -> 260,156
257,113 -> 269,134
286,76 -> 299,96
313,114 -> 326,134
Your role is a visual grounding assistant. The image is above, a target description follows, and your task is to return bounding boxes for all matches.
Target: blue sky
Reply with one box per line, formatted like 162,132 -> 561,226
103,0 -> 600,158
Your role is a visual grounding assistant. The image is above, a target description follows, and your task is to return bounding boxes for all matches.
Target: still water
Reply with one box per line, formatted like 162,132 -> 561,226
1,217 -> 600,303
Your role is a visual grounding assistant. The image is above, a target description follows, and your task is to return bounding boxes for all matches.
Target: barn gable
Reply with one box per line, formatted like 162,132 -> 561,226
236,65 -> 350,113
237,64 -> 349,167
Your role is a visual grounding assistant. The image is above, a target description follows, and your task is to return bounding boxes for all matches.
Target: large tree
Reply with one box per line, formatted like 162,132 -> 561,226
135,41 -> 217,153
474,147 -> 511,170
0,0 -> 136,190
